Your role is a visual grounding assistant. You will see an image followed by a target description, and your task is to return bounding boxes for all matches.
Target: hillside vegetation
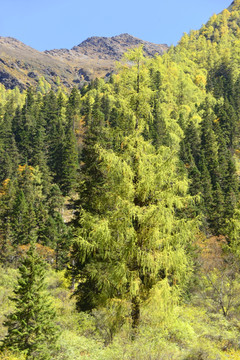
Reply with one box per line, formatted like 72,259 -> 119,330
2,1 -> 240,359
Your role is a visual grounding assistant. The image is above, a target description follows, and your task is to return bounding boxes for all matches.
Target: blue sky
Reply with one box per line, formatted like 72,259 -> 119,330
1,0 -> 231,51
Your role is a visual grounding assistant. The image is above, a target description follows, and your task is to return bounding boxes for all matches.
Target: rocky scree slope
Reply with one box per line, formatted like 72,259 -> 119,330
0,34 -> 168,90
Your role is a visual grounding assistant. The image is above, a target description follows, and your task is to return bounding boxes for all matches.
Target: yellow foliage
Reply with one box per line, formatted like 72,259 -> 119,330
194,74 -> 207,88
196,235 -> 227,272
220,25 -> 229,37
2,179 -> 10,187
18,164 -> 34,173
209,14 -> 217,24
0,351 -> 26,360
222,9 -> 230,19
236,27 -> 240,39
17,243 -> 56,264
0,178 -> 10,196
232,0 -> 240,10
226,350 -> 240,359
190,114 -> 202,125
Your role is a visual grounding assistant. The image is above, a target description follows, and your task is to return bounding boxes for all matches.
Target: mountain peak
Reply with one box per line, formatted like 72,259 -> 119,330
0,36 -> 20,43
112,33 -> 137,40
0,34 -> 168,89
74,33 -> 139,48
72,33 -> 168,60
0,36 -> 37,50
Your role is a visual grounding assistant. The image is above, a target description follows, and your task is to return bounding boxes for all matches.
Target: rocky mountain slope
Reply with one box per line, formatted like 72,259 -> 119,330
0,34 -> 168,90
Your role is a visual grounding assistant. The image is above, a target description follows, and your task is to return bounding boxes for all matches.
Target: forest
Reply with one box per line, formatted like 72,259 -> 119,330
2,2 -> 240,359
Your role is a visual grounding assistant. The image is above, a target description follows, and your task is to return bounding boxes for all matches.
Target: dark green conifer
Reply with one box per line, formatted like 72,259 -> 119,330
11,189 -> 35,245
211,182 -> 225,233
31,120 -> 51,193
215,98 -> 238,148
0,178 -> 16,263
198,152 -> 214,225
59,89 -> 80,195
14,87 -> 38,163
66,87 -> 81,125
60,126 -> 78,195
79,91 -> 110,213
43,91 -> 65,185
0,244 -> 59,359
151,99 -> 168,148
200,100 -> 219,189
0,103 -> 19,182
214,124 -> 239,226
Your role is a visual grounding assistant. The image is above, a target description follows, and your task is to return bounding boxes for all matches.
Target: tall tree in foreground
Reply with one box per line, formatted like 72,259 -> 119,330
71,48 -> 196,334
72,135 -> 195,330
0,244 -> 59,359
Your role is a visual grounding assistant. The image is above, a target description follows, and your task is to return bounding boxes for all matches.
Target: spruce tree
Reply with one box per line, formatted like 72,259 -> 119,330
43,90 -> 65,185
0,244 -> 59,359
215,98 -> 237,149
0,102 -> 19,182
78,91 -> 111,213
151,99 -> 168,148
60,93 -> 79,195
200,100 -> 219,189
0,178 -> 16,263
60,127 -> 78,195
11,189 -> 35,245
180,121 -> 202,197
13,87 -> 38,164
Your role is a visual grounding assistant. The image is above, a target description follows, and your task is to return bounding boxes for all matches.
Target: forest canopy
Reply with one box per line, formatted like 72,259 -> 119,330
2,2 -> 240,359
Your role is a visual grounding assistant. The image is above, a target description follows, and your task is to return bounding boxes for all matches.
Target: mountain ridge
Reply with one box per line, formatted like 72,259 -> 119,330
0,34 -> 168,90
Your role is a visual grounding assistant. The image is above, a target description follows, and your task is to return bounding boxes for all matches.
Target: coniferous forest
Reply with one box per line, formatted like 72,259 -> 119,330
3,2 -> 240,359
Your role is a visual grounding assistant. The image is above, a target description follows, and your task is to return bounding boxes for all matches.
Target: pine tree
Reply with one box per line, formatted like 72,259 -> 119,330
151,99 -> 168,148
0,178 -> 16,263
78,91 -> 111,213
215,98 -> 238,149
0,101 -> 19,182
43,184 -> 70,269
211,181 -> 225,233
60,126 -> 78,195
180,120 -> 202,197
200,100 -> 219,189
60,90 -> 80,195
13,87 -> 38,164
0,244 -> 59,359
11,189 -> 35,245
198,151 -> 214,229
66,87 -> 81,125
43,90 -> 65,185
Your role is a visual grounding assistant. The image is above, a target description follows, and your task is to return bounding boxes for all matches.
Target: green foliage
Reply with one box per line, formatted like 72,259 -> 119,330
0,245 -> 59,359
2,2 -> 240,357
36,77 -> 51,95
0,350 -> 26,360
0,165 -> 69,268
71,48 -> 197,337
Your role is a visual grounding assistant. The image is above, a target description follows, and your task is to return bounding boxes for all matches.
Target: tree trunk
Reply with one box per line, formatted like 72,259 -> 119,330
131,296 -> 140,332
